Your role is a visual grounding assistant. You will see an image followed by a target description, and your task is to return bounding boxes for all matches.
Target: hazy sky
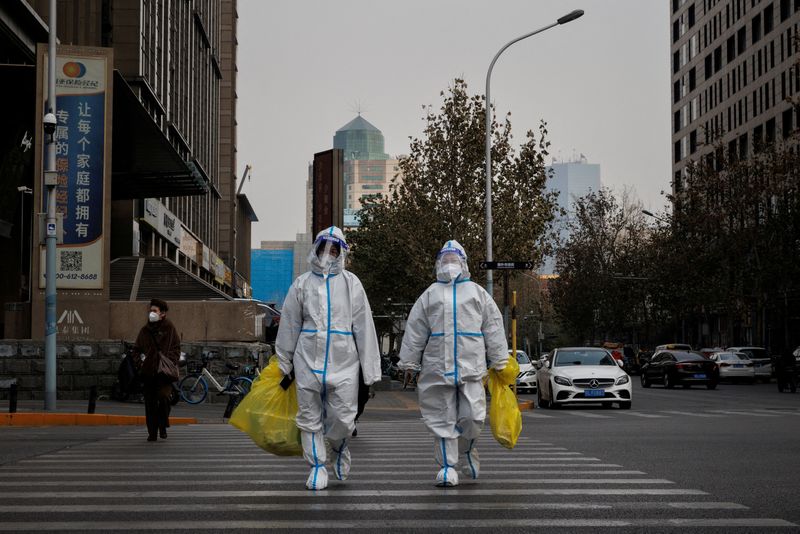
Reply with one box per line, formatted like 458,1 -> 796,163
237,0 -> 671,245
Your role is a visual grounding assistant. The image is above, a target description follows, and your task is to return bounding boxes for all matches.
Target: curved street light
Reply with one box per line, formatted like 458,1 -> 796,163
484,9 -> 584,297
642,209 -> 670,224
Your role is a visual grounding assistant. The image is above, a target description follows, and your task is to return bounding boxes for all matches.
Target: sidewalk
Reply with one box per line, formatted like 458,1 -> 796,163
1,384 -> 531,426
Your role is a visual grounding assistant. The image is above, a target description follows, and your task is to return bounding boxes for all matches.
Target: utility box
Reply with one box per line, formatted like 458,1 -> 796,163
37,212 -> 64,244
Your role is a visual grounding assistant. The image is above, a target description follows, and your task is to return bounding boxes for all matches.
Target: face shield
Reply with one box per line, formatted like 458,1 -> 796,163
308,229 -> 348,276
435,242 -> 469,282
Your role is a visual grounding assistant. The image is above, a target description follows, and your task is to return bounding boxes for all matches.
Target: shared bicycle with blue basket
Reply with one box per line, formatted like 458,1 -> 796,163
178,351 -> 256,406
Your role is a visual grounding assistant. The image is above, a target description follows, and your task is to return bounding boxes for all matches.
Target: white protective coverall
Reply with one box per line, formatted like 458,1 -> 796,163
398,240 -> 509,487
275,226 -> 381,490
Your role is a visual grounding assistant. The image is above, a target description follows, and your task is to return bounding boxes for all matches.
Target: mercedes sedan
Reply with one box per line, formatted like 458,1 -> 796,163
535,347 -> 632,409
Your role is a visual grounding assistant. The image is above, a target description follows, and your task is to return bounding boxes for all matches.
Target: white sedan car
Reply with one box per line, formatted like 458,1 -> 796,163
709,351 -> 755,383
536,347 -> 632,409
512,350 -> 537,393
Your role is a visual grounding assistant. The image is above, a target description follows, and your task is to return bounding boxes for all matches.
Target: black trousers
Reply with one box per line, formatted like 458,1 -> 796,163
143,379 -> 170,437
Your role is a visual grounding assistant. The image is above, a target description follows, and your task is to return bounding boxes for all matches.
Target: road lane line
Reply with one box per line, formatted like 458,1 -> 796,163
0,501 -> 750,513
660,410 -> 724,418
4,478 -> 675,487
0,469 -> 647,478
0,488 -> 710,498
615,411 -> 666,418
3,517 -> 793,531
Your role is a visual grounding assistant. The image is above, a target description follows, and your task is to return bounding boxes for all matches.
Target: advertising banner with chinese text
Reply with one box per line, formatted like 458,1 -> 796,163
38,47 -> 111,289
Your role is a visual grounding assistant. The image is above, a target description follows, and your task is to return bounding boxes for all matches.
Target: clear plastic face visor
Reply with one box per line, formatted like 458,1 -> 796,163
435,249 -> 467,280
312,235 -> 348,271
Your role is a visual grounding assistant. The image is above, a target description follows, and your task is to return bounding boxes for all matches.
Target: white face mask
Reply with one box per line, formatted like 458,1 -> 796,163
148,311 -> 160,323
319,252 -> 337,268
440,263 -> 462,280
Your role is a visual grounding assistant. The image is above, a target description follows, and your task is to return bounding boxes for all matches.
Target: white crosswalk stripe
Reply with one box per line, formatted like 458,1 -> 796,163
0,421 -> 795,531
521,407 -> 800,419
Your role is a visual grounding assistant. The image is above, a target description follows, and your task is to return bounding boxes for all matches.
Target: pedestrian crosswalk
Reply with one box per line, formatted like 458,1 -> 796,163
0,420 -> 795,531
523,407 -> 800,419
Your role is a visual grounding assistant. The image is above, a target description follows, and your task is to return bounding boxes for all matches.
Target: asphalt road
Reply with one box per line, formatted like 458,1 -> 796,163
0,380 -> 798,532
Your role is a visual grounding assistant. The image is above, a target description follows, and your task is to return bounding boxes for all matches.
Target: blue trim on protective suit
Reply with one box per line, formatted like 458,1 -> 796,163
329,330 -> 353,336
466,439 -> 477,479
312,271 -> 340,279
322,276 -> 332,429
301,329 -> 318,333
311,432 -> 322,489
457,332 -> 484,337
334,439 -> 347,479
440,438 -> 449,484
452,282 -> 459,383
430,332 -> 444,337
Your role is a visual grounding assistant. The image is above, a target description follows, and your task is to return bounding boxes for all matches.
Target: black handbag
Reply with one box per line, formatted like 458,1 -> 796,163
148,329 -> 179,381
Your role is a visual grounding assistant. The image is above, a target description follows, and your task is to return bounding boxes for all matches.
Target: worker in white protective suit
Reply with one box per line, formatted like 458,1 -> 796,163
398,240 -> 509,487
275,226 -> 381,490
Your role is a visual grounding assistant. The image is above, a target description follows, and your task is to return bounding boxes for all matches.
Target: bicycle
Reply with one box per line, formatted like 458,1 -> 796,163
178,351 -> 254,405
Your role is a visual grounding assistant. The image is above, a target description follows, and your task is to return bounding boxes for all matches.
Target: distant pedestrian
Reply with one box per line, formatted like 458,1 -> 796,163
134,298 -> 181,442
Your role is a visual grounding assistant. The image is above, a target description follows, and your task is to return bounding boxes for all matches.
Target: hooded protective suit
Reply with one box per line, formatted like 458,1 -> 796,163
398,240 -> 508,487
275,226 -> 381,490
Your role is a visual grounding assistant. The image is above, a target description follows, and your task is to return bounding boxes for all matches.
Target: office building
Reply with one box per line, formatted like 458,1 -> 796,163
541,156 -> 602,275
333,115 -> 401,219
0,0 -> 257,341
671,0 -> 800,191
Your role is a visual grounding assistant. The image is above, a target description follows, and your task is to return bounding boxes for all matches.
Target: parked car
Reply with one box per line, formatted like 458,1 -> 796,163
640,350 -> 719,389
512,350 -> 537,393
699,347 -> 725,359
655,343 -> 693,351
535,347 -> 632,409
709,351 -> 755,383
726,346 -> 771,382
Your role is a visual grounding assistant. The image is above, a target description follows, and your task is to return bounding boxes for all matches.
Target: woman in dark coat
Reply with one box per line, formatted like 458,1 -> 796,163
134,298 -> 181,441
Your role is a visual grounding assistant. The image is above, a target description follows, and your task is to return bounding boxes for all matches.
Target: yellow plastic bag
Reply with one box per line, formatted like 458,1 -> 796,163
487,357 -> 522,449
229,359 -> 303,456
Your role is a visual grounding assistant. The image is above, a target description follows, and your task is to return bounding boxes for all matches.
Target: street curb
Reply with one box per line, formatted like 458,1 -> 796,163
518,400 -> 535,410
0,413 -> 197,427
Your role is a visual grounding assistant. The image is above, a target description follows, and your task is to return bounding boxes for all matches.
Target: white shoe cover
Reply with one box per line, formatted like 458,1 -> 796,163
460,445 -> 480,480
306,465 -> 328,490
330,439 -> 351,481
435,467 -> 459,487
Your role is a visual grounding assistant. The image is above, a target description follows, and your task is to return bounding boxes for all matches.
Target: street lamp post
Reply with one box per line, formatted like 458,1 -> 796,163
44,0 -> 58,410
642,209 -> 669,224
484,9 -> 584,298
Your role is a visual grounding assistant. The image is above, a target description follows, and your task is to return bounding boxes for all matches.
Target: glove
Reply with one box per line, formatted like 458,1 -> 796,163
491,360 -> 507,372
276,356 -> 293,377
279,371 -> 295,390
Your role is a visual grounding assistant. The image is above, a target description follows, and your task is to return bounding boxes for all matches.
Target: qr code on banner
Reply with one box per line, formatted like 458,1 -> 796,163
60,250 -> 82,272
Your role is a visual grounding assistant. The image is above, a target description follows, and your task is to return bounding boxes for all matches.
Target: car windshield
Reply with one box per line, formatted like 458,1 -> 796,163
514,351 -> 531,364
554,350 -> 615,366
675,352 -> 706,362
739,348 -> 767,360
718,353 -> 741,361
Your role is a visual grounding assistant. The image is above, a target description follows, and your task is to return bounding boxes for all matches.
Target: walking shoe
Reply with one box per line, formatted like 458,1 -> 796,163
159,429 -> 167,439
435,467 -> 459,487
306,465 -> 328,490
147,435 -> 157,442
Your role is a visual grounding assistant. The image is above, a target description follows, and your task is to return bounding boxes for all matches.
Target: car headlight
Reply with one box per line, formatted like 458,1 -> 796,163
553,376 -> 572,386
615,375 -> 630,385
